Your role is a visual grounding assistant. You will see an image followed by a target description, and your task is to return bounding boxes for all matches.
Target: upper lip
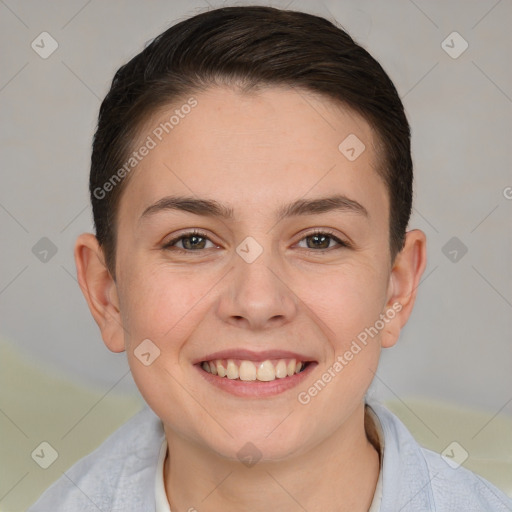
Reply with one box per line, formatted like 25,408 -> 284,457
193,349 -> 316,364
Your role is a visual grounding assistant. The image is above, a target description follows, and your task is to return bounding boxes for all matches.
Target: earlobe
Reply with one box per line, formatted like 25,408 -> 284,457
381,229 -> 427,348
74,233 -> 126,353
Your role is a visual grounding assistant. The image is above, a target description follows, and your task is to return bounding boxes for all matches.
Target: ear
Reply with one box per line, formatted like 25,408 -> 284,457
380,229 -> 427,349
74,233 -> 126,353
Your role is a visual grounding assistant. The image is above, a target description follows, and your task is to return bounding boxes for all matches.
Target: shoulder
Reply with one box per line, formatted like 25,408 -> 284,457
368,401 -> 512,511
420,446 -> 512,511
27,404 -> 164,512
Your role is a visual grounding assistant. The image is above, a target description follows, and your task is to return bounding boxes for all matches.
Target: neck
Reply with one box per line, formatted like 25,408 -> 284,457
163,403 -> 381,512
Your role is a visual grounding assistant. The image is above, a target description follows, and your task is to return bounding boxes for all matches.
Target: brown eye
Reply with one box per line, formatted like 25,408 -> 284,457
162,230 -> 214,251
297,230 -> 349,251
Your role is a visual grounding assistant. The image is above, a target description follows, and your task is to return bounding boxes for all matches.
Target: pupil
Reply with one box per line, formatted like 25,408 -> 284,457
310,234 -> 328,249
185,235 -> 204,250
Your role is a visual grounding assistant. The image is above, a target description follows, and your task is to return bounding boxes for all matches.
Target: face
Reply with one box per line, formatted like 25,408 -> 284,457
81,86 -> 420,462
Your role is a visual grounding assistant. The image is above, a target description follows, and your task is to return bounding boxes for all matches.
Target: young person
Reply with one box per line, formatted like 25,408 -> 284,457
28,5 -> 512,511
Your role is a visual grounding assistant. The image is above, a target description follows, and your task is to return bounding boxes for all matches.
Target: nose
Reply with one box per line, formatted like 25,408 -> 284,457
216,247 -> 298,331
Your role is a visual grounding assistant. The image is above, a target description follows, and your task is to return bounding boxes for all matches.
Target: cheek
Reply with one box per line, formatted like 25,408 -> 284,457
118,265 -> 211,351
297,269 -> 385,421
307,262 -> 388,348
328,266 -> 388,394
118,267 -> 214,428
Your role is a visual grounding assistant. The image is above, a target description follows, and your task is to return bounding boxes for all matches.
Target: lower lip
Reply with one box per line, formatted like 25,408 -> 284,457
195,362 -> 318,398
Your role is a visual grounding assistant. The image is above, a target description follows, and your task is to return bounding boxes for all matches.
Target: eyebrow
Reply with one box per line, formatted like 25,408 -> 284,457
138,194 -> 368,225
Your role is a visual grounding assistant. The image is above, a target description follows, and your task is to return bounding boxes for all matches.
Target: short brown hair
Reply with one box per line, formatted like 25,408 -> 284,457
90,5 -> 413,279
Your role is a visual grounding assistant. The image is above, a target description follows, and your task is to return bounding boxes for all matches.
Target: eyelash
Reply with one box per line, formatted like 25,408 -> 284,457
162,229 -> 350,253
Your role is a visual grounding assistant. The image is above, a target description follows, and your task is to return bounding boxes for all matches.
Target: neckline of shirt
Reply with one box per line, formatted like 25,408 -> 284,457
155,403 -> 384,512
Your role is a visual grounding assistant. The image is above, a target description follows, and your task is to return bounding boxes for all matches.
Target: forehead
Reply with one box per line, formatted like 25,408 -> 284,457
118,86 -> 385,225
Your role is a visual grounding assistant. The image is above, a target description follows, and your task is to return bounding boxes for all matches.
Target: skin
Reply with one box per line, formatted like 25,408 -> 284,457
75,86 -> 427,512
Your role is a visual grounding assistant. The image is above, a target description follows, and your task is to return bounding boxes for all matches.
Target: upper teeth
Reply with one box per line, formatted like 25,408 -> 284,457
201,358 -> 305,381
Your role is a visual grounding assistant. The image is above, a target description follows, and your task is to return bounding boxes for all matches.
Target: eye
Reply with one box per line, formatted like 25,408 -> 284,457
162,230 -> 216,252
296,229 -> 350,251
162,229 -> 350,253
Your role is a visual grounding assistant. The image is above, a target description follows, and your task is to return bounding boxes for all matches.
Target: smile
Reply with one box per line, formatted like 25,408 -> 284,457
194,350 -> 317,398
201,358 -> 309,381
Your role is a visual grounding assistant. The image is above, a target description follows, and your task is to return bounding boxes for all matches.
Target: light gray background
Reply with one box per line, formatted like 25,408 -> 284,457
1,0 -> 511,425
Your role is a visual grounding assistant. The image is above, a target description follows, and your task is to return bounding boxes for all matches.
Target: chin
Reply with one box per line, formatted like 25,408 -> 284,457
202,423 -> 309,464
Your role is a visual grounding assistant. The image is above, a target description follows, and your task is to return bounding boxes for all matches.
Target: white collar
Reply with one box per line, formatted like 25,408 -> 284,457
155,407 -> 384,512
155,437 -> 171,512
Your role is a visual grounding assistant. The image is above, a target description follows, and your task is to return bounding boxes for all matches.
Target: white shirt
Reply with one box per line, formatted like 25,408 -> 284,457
154,439 -> 171,512
28,401 -> 512,511
154,407 -> 384,511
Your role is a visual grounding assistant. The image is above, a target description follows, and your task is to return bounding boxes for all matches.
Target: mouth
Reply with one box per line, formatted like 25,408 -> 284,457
194,350 -> 317,398
201,358 -> 310,381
